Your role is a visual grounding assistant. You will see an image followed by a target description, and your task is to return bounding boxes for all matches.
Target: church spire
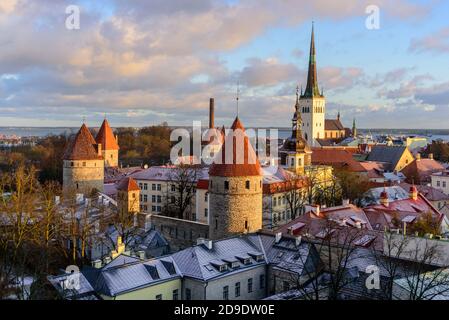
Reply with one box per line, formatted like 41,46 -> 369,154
303,22 -> 321,98
352,118 -> 357,137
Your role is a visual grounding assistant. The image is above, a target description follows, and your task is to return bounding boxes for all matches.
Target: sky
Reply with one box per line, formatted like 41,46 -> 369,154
0,0 -> 448,129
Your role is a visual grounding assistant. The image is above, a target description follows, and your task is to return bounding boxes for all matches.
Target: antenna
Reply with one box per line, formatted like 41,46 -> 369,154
236,81 -> 240,118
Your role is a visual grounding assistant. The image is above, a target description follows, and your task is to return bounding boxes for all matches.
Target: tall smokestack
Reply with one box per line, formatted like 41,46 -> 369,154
209,98 -> 215,129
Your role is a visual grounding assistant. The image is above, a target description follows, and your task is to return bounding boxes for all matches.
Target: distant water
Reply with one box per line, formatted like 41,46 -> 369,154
1,126 -> 449,143
0,127 -> 78,137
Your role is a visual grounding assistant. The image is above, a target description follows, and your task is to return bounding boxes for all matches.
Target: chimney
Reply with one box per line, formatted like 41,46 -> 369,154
295,236 -> 302,246
115,134 -> 119,144
416,153 -> 421,161
92,259 -> 102,269
209,98 -> 215,129
275,232 -> 282,243
410,185 -> 418,201
380,189 -> 389,207
429,153 -> 434,160
97,143 -> 102,156
315,205 -> 321,217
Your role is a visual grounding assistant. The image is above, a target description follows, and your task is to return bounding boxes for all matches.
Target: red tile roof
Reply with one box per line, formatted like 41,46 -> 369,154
96,119 -> 119,150
324,119 -> 345,131
311,148 -> 367,172
209,117 -> 261,177
63,124 -> 103,160
117,177 -> 140,192
401,158 -> 445,183
363,193 -> 444,231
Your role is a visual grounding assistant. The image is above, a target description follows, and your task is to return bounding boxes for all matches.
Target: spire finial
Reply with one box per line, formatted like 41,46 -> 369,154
236,81 -> 240,118
82,116 -> 86,124
304,21 -> 319,98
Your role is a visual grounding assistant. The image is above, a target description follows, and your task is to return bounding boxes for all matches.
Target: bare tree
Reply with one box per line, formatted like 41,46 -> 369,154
163,164 -> 201,220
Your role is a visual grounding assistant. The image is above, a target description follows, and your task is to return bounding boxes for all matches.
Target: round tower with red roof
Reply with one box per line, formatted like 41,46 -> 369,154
62,123 -> 104,195
208,117 -> 263,240
117,177 -> 140,216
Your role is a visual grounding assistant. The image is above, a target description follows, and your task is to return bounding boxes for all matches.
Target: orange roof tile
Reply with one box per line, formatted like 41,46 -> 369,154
209,117 -> 261,177
117,177 -> 140,192
311,148 -> 367,172
96,119 -> 119,151
63,124 -> 102,160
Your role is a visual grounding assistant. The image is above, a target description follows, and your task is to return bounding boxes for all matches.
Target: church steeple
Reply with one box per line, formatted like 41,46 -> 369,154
302,22 -> 321,98
352,118 -> 357,137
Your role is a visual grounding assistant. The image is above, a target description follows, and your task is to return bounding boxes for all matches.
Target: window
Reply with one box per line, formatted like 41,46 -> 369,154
205,208 -> 208,217
152,206 -> 156,212
215,219 -> 218,230
171,196 -> 175,204
224,181 -> 229,190
173,289 -> 179,300
152,184 -> 156,190
143,183 -> 148,190
139,183 -> 143,189
70,162 -> 74,167
248,278 -> 253,293
283,281 -> 290,292
157,206 -> 162,212
205,192 -> 208,202
437,181 -> 441,187
185,288 -> 191,300
143,195 -> 148,202
157,195 -> 162,203
245,180 -> 250,189
260,275 -> 265,289
223,286 -> 229,300
143,205 -> 148,211
171,184 -> 176,192
444,182 -> 447,188
245,220 -> 248,230
155,294 -> 162,300
152,195 -> 156,202
82,162 -> 86,167
273,198 -> 277,207
157,184 -> 162,191
235,282 -> 241,297
290,158 -> 294,166
132,193 -> 136,199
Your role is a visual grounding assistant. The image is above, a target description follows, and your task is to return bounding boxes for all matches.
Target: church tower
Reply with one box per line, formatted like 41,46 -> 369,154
280,87 -> 312,175
352,118 -> 357,137
299,23 -> 325,147
63,123 -> 104,195
208,117 -> 263,240
96,119 -> 120,167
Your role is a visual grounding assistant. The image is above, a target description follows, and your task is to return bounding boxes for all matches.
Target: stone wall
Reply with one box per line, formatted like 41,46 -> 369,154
103,149 -> 118,167
209,175 -> 262,240
146,213 -> 209,251
63,159 -> 104,194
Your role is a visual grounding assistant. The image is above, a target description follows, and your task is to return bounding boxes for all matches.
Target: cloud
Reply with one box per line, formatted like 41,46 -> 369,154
409,27 -> 449,54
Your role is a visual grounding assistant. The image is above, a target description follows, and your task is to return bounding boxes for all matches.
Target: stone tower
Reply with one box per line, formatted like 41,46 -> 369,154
299,23 -> 325,147
96,119 -> 119,167
352,118 -> 357,138
63,123 -> 104,195
117,177 -> 140,215
208,117 -> 263,240
280,87 -> 312,176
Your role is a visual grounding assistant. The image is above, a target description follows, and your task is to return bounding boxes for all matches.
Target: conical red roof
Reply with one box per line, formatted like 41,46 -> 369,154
117,177 -> 140,192
96,119 -> 119,150
209,117 -> 261,177
63,124 -> 102,160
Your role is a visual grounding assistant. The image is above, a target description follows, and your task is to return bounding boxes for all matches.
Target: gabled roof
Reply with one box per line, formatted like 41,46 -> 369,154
96,119 -> 119,150
311,148 -> 367,172
209,117 -> 261,177
117,177 -> 140,192
401,158 -> 445,183
325,119 -> 345,131
63,124 -> 102,160
366,145 -> 409,170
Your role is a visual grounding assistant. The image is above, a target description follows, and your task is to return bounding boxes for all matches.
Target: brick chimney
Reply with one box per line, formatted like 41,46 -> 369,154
410,185 -> 418,201
380,188 -> 389,207
209,98 -> 215,129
